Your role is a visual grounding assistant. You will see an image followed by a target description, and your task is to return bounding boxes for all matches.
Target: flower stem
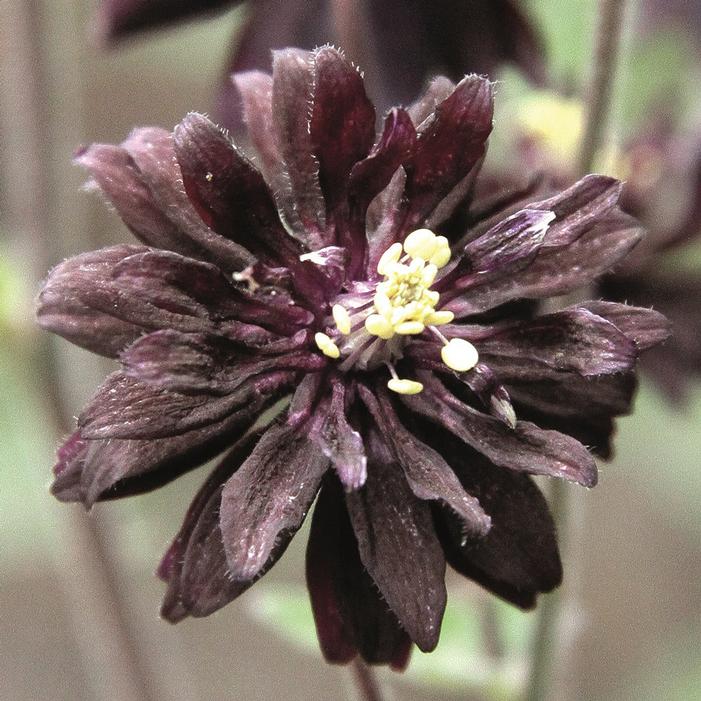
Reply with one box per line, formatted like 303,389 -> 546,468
350,658 -> 385,701
577,0 -> 629,175
525,2 -> 628,700
523,481 -> 570,701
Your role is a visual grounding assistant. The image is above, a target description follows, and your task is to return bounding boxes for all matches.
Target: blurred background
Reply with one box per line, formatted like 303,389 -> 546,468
1,1 -> 700,699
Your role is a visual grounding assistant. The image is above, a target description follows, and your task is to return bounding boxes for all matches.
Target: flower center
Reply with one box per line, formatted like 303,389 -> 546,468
313,229 -> 479,394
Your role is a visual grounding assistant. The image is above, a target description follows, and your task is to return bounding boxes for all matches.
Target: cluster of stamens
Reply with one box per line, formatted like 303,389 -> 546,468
314,229 -> 479,394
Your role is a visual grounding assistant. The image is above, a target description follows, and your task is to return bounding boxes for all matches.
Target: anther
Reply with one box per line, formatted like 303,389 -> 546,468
314,332 -> 341,359
387,378 -> 424,395
332,304 -> 351,335
441,338 -> 479,373
377,242 -> 403,275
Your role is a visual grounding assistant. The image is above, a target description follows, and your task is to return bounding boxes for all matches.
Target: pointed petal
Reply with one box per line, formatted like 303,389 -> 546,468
437,208 -> 555,295
530,175 -> 623,247
271,48 -> 326,247
121,329 -> 323,394
220,422 -> 328,580
577,300 -> 671,350
349,108 -> 416,275
345,430 -> 446,652
51,377 -> 290,508
309,383 -> 367,491
158,430 -> 262,621
404,380 -> 597,487
357,385 -> 490,535
78,369 -> 297,440
231,71 -> 280,184
429,435 -> 561,609
306,478 -> 412,667
476,308 -> 638,380
402,75 -> 493,230
446,210 -> 642,317
507,373 -> 636,459
174,112 -> 301,268
407,77 -> 456,127
310,47 -> 376,210
36,245 -> 149,357
76,132 -> 254,273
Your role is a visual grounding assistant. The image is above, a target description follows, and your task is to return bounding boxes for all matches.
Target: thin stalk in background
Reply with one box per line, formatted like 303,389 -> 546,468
350,658 -> 385,701
525,2 -> 629,700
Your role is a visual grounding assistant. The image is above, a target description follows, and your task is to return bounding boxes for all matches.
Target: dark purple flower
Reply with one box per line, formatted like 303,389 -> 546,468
37,48 -> 667,667
96,0 -> 545,122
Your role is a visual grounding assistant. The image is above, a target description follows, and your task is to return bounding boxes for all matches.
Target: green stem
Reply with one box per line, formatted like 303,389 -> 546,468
525,2 -> 629,700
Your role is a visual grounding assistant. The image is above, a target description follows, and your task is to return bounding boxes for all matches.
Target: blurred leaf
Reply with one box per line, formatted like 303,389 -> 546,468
247,584 -> 534,698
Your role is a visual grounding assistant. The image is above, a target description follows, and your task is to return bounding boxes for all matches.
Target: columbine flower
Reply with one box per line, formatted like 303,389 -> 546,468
95,0 -> 545,121
38,47 -> 668,666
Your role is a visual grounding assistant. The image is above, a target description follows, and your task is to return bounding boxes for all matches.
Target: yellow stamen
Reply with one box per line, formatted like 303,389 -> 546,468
403,228 -> 438,260
314,332 -> 340,359
377,242 -> 403,275
441,338 -> 479,373
425,310 -> 454,325
332,304 -> 351,335
429,239 -> 451,268
387,378 -> 424,395
395,320 -> 425,335
365,314 -> 395,339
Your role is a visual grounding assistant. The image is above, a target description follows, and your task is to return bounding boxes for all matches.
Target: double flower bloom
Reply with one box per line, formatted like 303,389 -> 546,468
37,47 -> 668,666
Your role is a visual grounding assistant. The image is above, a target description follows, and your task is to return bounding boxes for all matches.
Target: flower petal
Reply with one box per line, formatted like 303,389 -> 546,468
308,383 -> 367,491
476,308 -> 638,380
121,329 -> 322,394
306,478 -> 412,668
578,300 -> 671,350
158,430 -> 263,621
429,434 -> 561,609
174,112 -> 301,268
446,209 -> 642,317
530,175 -> 623,247
437,208 -> 556,295
50,376 -> 290,508
357,385 -> 490,535
36,245 -> 148,357
231,71 -> 280,184
405,379 -> 597,487
220,422 -> 328,580
349,108 -> 416,275
310,46 -> 376,211
78,369 -> 298,440
402,75 -> 493,230
345,430 -> 446,652
271,48 -> 326,246
407,77 -> 456,127
506,373 -> 637,459
76,133 -> 254,273
38,246 -> 312,350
